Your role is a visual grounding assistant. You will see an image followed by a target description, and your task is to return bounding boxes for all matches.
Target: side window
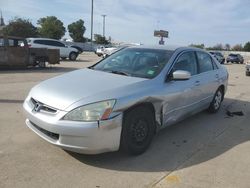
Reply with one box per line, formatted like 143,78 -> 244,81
196,52 -> 214,73
0,38 -> 3,46
55,41 -> 65,47
211,58 -> 219,69
173,51 -> 197,75
44,40 -> 54,46
8,39 -> 15,46
34,40 -> 46,45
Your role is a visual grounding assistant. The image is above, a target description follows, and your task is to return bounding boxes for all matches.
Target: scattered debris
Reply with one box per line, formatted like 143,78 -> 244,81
226,110 -> 244,117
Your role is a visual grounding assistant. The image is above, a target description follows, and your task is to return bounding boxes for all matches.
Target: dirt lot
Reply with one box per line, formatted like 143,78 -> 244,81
0,53 -> 250,188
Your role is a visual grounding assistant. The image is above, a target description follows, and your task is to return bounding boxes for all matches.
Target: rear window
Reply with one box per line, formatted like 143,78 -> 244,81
34,40 -> 65,47
196,51 -> 214,73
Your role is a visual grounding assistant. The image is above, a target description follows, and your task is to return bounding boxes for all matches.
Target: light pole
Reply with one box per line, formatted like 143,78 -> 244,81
91,0 -> 94,46
101,15 -> 106,37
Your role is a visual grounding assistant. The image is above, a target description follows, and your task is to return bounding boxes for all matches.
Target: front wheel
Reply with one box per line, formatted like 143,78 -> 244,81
69,52 -> 78,61
120,106 -> 155,155
208,88 -> 223,113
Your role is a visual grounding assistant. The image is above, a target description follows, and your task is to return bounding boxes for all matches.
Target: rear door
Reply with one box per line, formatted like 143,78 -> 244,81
195,51 -> 220,106
51,41 -> 68,57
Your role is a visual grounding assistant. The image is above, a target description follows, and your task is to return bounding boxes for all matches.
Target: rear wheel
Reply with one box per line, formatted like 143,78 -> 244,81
120,106 -> 155,155
208,88 -> 223,113
69,52 -> 77,61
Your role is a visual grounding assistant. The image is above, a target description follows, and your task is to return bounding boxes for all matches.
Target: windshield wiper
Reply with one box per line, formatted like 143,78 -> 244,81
110,70 -> 130,76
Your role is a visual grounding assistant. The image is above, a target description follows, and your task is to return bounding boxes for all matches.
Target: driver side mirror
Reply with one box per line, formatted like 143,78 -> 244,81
172,70 -> 191,80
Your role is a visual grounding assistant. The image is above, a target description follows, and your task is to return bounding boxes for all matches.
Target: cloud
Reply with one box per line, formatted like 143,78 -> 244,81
1,0 -> 250,46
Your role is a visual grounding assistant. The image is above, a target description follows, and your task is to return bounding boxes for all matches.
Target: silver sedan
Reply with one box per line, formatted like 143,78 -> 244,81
23,45 -> 228,155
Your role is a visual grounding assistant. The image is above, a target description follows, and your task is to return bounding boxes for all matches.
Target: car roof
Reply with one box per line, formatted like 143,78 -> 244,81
27,37 -> 62,42
127,45 -> 204,52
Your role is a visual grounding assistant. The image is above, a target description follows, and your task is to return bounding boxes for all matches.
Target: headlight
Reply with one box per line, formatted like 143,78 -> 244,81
63,100 -> 116,122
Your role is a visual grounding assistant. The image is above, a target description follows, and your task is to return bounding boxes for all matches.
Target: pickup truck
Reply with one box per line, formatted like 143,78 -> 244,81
0,35 -> 60,69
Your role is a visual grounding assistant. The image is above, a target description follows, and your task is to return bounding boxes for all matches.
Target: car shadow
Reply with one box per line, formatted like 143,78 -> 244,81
0,66 -> 78,74
67,97 -> 250,172
61,59 -> 91,63
0,99 -> 24,104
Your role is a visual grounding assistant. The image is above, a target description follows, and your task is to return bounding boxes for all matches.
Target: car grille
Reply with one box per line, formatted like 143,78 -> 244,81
30,121 -> 59,141
30,98 -> 57,113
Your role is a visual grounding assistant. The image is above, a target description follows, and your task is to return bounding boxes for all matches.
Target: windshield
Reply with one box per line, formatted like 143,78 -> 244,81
93,48 -> 174,79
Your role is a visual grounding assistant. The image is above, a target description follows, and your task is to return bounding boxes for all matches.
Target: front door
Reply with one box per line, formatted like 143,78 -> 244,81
162,51 -> 203,127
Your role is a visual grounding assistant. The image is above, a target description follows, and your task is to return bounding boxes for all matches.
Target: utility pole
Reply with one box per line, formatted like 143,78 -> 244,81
91,0 -> 94,47
101,15 -> 106,37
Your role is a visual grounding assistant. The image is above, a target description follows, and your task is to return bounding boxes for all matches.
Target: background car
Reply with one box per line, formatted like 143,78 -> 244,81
226,53 -> 244,64
95,46 -> 105,57
23,46 -> 228,155
27,38 -> 79,61
70,45 -> 83,54
209,51 -> 225,64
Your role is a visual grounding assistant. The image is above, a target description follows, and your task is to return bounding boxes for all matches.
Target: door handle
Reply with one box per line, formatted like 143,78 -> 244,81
215,74 -> 219,78
194,81 -> 200,86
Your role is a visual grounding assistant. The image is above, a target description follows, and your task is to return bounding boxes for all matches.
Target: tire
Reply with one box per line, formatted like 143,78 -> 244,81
120,106 -> 155,155
208,88 -> 223,113
246,72 -> 250,76
69,52 -> 77,61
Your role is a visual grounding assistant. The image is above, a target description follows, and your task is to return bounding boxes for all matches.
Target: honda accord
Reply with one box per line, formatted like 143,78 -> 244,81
23,45 -> 228,155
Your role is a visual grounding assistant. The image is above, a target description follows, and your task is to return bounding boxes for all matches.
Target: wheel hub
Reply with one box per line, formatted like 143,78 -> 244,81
214,91 -> 222,109
132,119 -> 148,143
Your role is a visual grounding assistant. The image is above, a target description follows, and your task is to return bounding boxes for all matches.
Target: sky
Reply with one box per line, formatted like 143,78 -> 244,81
0,0 -> 250,46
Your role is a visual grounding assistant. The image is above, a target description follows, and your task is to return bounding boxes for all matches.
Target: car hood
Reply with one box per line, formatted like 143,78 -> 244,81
29,68 -> 147,110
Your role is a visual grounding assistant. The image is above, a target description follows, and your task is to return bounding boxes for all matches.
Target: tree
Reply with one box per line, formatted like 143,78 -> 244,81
37,16 -> 65,39
207,43 -> 223,51
243,42 -> 250,52
3,17 -> 38,38
189,44 -> 205,49
232,44 -> 243,51
224,44 -> 231,51
94,34 -> 109,44
68,19 -> 86,42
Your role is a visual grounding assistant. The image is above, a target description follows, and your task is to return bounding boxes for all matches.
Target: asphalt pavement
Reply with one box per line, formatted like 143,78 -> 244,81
0,53 -> 249,188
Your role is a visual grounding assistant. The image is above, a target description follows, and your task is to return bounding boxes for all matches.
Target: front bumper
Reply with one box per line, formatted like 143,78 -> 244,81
23,99 -> 123,154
